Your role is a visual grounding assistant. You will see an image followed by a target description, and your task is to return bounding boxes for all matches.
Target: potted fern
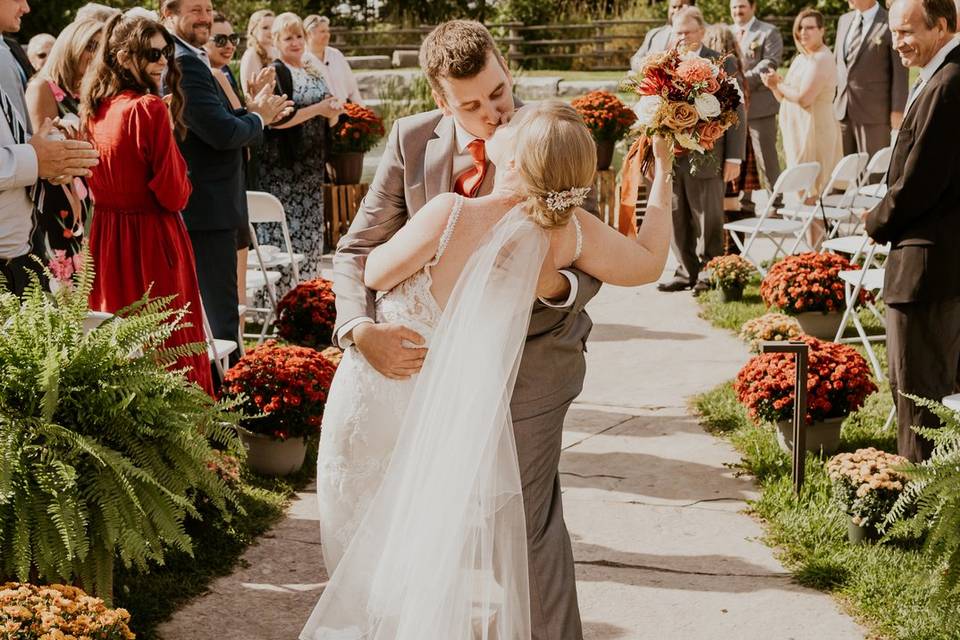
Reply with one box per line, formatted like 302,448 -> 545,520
0,260 -> 242,603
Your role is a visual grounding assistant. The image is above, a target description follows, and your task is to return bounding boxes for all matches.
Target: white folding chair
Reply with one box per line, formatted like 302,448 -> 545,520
723,162 -> 819,276
202,304 -> 237,381
833,242 -> 886,381
857,146 -> 893,200
778,154 -> 867,250
245,191 -> 305,344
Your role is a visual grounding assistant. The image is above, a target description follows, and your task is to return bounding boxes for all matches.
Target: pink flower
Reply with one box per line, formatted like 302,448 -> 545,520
48,250 -> 76,282
676,57 -> 714,85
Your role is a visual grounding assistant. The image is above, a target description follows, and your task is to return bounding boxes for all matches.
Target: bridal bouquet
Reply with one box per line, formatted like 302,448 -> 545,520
625,45 -> 743,157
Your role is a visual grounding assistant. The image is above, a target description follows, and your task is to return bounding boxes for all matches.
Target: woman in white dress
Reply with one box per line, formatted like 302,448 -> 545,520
239,8 -> 276,96
304,102 -> 674,639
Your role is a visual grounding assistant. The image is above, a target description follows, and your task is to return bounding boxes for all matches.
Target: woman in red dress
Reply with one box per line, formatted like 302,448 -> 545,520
80,13 -> 214,396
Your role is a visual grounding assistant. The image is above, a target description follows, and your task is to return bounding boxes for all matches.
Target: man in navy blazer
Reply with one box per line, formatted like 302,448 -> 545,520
160,0 -> 289,380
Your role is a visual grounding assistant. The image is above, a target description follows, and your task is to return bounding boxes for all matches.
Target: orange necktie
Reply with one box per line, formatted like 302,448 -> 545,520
454,139 -> 487,198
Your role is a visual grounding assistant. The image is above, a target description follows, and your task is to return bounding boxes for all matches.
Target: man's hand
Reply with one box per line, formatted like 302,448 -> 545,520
247,65 -> 276,99
891,111 -> 904,130
29,118 -> 99,180
723,161 -> 741,184
353,322 -> 427,380
247,84 -> 294,125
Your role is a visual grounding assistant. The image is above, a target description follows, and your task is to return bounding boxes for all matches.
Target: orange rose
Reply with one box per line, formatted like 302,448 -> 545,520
660,101 -> 699,130
697,120 -> 725,149
703,76 -> 721,94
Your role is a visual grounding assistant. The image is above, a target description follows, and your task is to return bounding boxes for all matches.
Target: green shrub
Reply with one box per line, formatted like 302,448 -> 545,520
0,264 -> 242,603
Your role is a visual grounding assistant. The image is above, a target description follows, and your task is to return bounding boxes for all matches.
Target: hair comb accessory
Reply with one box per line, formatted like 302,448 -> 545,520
544,186 -> 591,212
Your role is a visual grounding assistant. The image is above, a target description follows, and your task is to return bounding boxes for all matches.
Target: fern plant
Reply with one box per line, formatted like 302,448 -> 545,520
0,257 -> 243,604
885,395 -> 960,602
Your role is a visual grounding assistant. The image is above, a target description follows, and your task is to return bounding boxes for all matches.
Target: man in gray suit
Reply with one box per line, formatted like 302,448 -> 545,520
332,20 -> 598,640
731,0 -> 782,198
630,0 -> 694,71
834,0 -> 909,157
659,6 -> 748,293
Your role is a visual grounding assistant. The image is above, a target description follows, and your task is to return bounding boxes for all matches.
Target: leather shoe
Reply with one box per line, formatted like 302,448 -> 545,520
692,280 -> 710,296
657,277 -> 694,292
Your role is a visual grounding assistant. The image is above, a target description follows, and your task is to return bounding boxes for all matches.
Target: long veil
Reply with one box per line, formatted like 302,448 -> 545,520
300,207 -> 547,640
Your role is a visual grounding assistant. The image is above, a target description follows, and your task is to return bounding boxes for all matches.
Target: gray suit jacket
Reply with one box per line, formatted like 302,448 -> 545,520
833,7 -> 908,124
738,19 -> 783,120
630,25 -> 672,72
687,46 -> 748,179
332,109 -> 602,416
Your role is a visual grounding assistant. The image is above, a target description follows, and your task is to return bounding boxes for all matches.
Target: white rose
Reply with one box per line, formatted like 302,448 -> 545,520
674,132 -> 704,152
633,95 -> 663,127
694,93 -> 721,120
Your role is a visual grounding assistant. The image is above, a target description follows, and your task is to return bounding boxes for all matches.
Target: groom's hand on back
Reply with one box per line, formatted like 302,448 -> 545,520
353,322 -> 427,380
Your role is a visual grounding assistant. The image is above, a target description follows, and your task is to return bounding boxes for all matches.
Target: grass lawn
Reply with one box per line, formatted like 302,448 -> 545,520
693,273 -> 960,639
112,443 -> 318,639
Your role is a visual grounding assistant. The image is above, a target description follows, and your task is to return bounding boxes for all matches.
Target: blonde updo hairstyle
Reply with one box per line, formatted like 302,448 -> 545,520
512,100 -> 596,229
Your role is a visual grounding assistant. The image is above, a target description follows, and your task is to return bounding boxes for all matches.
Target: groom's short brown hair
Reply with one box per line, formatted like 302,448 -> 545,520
420,20 -> 504,95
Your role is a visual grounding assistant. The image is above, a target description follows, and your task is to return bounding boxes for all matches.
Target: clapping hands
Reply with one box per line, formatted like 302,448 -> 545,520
760,69 -> 781,90
248,83 -> 294,125
247,66 -> 276,99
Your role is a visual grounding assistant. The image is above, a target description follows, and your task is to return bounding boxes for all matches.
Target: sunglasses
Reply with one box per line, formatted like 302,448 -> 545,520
211,33 -> 240,48
144,43 -> 175,63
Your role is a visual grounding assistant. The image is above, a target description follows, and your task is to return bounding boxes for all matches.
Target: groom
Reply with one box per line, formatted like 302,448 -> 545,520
332,20 -> 599,640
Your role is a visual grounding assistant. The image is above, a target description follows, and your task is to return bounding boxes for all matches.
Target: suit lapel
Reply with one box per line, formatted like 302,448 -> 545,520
836,15 -> 850,65
423,116 -> 455,206
849,10 -> 886,69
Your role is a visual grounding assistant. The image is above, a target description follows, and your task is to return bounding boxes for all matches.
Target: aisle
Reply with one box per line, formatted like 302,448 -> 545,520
566,278 -> 865,639
158,267 -> 867,640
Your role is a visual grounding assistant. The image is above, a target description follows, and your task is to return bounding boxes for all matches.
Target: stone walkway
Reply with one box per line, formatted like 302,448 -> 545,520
158,271 -> 867,640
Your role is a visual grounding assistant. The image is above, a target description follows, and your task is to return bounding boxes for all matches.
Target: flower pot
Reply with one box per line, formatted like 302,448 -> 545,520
326,152 -> 364,185
846,518 -> 879,545
239,429 -> 308,476
720,284 -> 744,302
595,139 -> 615,171
775,416 -> 844,455
793,311 -> 843,340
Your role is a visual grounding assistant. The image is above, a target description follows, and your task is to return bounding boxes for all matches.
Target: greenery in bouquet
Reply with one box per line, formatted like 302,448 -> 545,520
222,341 -> 338,441
0,257 -> 241,601
331,102 -> 386,154
734,336 -> 877,424
827,448 -> 909,529
277,278 -> 337,349
0,582 -> 134,639
885,397 -> 960,600
704,254 -> 753,290
571,90 -> 637,143
760,252 -> 870,314
739,312 -> 805,353
624,44 -> 742,159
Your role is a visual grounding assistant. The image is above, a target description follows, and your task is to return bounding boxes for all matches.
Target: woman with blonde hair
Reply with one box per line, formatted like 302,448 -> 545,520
303,14 -> 362,104
303,100 -> 674,638
24,18 -> 103,261
239,8 -> 275,95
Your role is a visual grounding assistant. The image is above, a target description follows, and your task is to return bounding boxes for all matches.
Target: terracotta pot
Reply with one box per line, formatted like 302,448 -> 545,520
326,152 -> 364,185
794,311 -> 843,341
595,139 -> 615,171
239,429 -> 308,476
720,284 -> 744,302
846,518 -> 879,545
775,416 -> 844,455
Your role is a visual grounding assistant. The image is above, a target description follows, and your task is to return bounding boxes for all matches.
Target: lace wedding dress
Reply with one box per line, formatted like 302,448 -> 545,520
303,199 -> 573,640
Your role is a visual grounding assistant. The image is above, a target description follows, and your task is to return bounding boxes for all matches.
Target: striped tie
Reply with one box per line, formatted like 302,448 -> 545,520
845,14 -> 863,66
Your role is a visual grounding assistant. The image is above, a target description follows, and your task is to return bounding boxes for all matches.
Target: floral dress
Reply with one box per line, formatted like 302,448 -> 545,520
254,63 -> 329,298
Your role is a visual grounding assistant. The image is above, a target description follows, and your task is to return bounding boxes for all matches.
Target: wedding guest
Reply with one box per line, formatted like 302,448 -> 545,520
26,33 -> 53,70
75,2 -> 121,22
80,13 -> 214,395
731,0 -> 782,205
304,14 -> 363,104
240,8 -> 274,96
162,0 -> 290,384
704,23 -> 762,220
658,7 -> 746,294
865,0 -> 960,462
762,9 -> 842,195
256,12 -> 342,294
630,0 -> 693,71
834,0 -> 908,157
25,18 -> 102,260
0,0 -> 99,297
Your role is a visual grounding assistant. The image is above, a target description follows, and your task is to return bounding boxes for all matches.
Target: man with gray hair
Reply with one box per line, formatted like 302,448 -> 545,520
630,0 -> 694,70
864,0 -> 960,461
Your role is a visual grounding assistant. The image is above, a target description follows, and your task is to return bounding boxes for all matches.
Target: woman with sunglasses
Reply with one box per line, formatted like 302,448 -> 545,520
204,11 -> 242,109
80,12 -> 215,397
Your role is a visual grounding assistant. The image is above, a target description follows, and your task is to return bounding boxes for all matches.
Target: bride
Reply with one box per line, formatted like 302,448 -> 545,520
302,101 -> 673,639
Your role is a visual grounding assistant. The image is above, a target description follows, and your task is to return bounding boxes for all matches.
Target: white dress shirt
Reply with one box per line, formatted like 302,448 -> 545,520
904,34 -> 960,116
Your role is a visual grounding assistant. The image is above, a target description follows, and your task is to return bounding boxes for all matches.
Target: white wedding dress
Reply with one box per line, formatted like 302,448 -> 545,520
302,199 -> 570,640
